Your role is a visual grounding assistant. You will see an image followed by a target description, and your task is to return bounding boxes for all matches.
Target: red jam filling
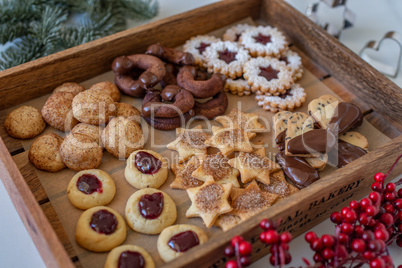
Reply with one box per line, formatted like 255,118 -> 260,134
235,33 -> 242,41
118,251 -> 145,268
253,33 -> 271,44
135,151 -> 162,175
90,209 -> 118,235
259,66 -> 279,81
197,42 -> 210,54
168,231 -> 200,252
278,89 -> 293,99
138,192 -> 164,219
218,49 -> 237,64
279,56 -> 289,65
76,174 -> 103,195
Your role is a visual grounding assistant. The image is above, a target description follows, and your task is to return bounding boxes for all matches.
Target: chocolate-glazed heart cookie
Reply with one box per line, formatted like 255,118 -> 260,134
328,140 -> 367,168
327,102 -> 363,135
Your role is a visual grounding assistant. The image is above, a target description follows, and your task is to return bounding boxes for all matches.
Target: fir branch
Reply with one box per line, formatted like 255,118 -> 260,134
0,0 -> 39,24
0,37 -> 45,70
117,0 -> 159,20
0,22 -> 30,44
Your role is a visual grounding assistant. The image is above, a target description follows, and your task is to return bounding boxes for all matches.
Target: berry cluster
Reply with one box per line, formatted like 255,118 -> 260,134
225,236 -> 252,268
259,219 -> 292,266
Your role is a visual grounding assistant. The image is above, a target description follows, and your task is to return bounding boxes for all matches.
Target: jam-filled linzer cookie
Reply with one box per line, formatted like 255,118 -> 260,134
279,49 -> 303,81
215,108 -> 266,133
186,178 -> 232,227
157,224 -> 208,262
222,23 -> 254,42
67,169 -> 116,210
170,156 -> 204,190
104,245 -> 155,268
75,206 -> 126,252
224,78 -> 252,96
167,125 -> 209,163
125,150 -> 168,189
125,188 -> 177,235
183,35 -> 221,68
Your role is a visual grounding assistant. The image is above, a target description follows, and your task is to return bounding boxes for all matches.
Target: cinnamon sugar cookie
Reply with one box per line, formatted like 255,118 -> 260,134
5,106 -> 46,139
215,109 -> 266,133
71,123 -> 103,146
105,245 -> 155,268
183,35 -> 221,68
223,23 -> 254,42
41,92 -> 78,132
170,157 -> 204,190
244,57 -> 294,95
28,133 -> 65,172
279,50 -> 303,81
224,78 -> 252,96
186,178 -> 232,227
53,82 -> 85,96
115,102 -> 141,123
252,171 -> 299,201
255,83 -> 306,113
239,25 -> 288,57
214,214 -> 242,232
89,81 -> 120,102
202,41 -> 250,79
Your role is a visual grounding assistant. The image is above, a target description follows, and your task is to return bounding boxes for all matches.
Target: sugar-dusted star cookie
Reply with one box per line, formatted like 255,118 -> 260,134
228,147 -> 281,185
186,178 -> 233,227
214,213 -> 242,232
192,152 -> 240,187
167,125 -> 209,163
205,126 -> 256,156
170,157 -> 204,190
230,180 -> 278,221
215,109 -> 266,133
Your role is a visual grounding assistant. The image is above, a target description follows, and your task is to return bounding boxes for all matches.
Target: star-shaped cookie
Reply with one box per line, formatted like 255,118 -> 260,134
215,109 -> 266,133
228,147 -> 281,184
230,180 -> 278,221
170,157 -> 204,190
214,213 -> 242,232
167,125 -> 209,163
186,178 -> 233,227
204,126 -> 256,156
192,152 -> 240,187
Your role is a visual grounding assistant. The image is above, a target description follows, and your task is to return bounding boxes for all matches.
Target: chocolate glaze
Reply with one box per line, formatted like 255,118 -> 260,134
138,192 -> 164,220
161,85 -> 180,102
168,231 -> 200,252
135,151 -> 162,174
287,129 -> 336,155
275,151 -> 320,189
161,63 -> 178,88
197,42 -> 210,54
328,140 -> 367,168
76,174 -> 103,195
275,130 -> 286,151
146,43 -> 195,65
90,209 -> 118,235
118,251 -> 145,268
253,33 -> 272,45
259,66 -> 279,81
218,49 -> 237,64
327,102 -> 363,135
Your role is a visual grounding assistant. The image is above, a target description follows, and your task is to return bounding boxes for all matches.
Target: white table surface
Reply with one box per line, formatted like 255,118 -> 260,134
0,0 -> 401,267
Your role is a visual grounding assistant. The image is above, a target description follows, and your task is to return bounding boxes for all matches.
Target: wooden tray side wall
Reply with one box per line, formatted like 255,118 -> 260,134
260,0 -> 402,132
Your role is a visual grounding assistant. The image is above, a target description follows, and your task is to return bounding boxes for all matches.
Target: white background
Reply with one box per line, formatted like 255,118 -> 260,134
0,0 -> 401,267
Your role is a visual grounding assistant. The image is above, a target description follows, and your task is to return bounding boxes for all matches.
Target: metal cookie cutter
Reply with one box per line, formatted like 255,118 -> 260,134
306,0 -> 356,39
359,31 -> 402,78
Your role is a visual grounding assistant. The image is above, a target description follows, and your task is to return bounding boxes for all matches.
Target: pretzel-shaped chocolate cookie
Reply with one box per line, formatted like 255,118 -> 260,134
160,63 -> 178,88
142,86 -> 195,118
146,43 -> 195,65
143,110 -> 195,131
112,55 -> 166,97
194,90 -> 228,119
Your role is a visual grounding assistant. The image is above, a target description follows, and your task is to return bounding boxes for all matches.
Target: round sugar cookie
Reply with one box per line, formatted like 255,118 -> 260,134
115,102 -> 141,123
124,150 -> 168,189
89,81 -> 121,102
75,206 -> 126,252
41,92 -> 78,132
53,82 -> 85,96
4,105 -> 46,139
104,245 -> 155,268
125,188 -> 177,235
71,123 -> 103,146
28,133 -> 65,172
157,224 -> 208,262
67,169 -> 116,210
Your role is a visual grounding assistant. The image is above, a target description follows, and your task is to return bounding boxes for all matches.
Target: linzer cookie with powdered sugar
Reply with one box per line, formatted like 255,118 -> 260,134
183,35 -> 221,68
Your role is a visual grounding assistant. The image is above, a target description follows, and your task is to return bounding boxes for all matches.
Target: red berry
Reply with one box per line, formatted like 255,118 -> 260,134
338,233 -> 349,244
381,255 -> 393,264
397,211 -> 402,221
330,211 -> 343,224
368,240 -> 381,252
226,260 -> 238,268
375,222 -> 386,230
269,254 -> 278,266
394,198 -> 402,209
384,203 -> 395,214
361,198 -> 373,209
305,231 -> 317,243
321,234 -> 335,248
345,210 -> 357,223
260,219 -> 274,230
341,207 -> 350,217
372,182 -> 383,192
398,188 -> 402,198
380,213 -> 394,227
384,192 -> 395,201
341,223 -> 354,234
231,236 -> 243,247
322,248 -> 334,260
370,258 -> 385,268
362,231 -> 375,241
284,251 -> 292,264
238,241 -> 252,256
369,192 -> 381,204
224,245 -> 235,257
313,253 -> 323,263
280,232 -> 292,243
359,213 -> 370,225
374,172 -> 385,182
281,242 -> 289,251
352,239 -> 366,253
355,225 -> 364,237
350,200 -> 360,210
366,206 -> 378,216
386,183 -> 396,192
240,256 -> 251,266
396,235 -> 402,247
363,251 -> 377,260
336,245 -> 348,258
262,230 -> 279,244
310,238 -> 324,251
374,229 -> 389,241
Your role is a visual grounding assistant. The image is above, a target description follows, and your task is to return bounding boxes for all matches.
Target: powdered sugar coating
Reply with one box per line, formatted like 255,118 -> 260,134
244,57 -> 294,95
203,41 -> 250,79
224,78 -> 252,96
255,84 -> 306,113
223,23 -> 255,43
183,35 -> 221,68
239,25 -> 288,57
279,50 -> 303,81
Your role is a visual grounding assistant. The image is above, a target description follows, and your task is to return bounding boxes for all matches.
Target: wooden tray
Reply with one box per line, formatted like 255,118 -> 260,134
0,0 -> 401,267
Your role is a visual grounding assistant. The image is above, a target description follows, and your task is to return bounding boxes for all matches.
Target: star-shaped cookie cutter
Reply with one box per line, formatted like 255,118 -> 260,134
359,31 -> 402,78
